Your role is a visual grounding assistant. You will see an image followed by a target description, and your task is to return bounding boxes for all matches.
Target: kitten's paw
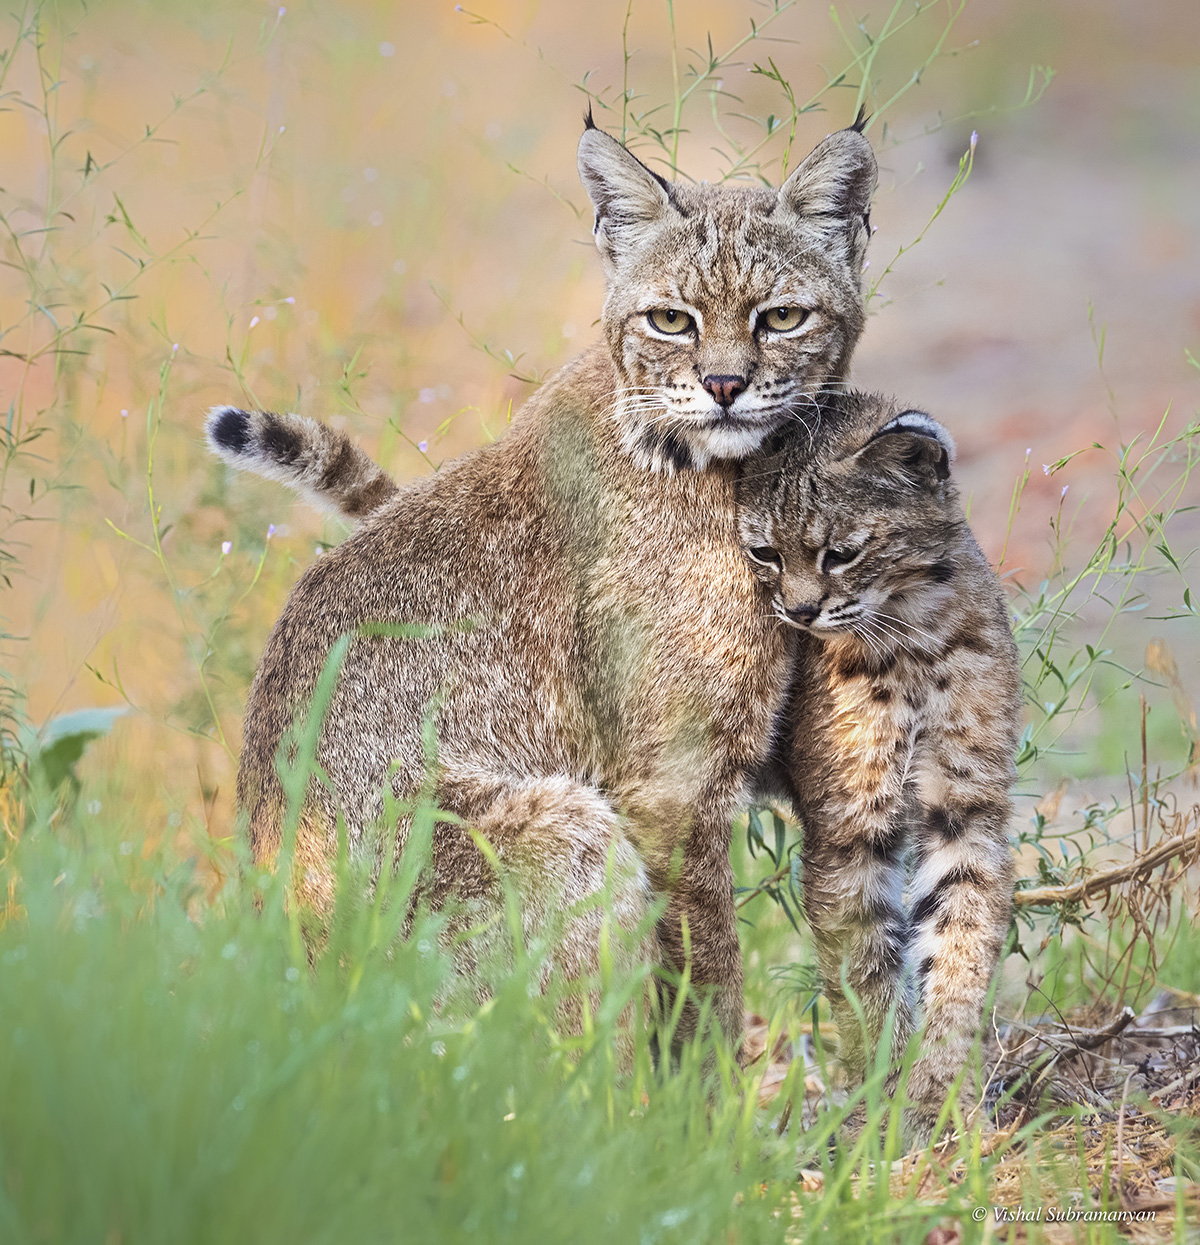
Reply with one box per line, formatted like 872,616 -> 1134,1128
901,1094 -> 994,1153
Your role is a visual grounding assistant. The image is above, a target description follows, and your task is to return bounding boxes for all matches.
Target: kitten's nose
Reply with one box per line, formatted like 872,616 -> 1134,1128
702,374 -> 747,407
786,603 -> 819,625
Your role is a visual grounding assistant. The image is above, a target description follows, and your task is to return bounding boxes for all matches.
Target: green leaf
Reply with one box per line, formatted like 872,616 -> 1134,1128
24,707 -> 128,792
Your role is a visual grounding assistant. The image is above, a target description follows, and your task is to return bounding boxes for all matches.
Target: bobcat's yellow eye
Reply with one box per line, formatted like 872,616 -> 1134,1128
760,306 -> 810,333
647,308 -> 695,336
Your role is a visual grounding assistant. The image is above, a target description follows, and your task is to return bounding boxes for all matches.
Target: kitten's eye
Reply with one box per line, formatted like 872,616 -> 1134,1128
760,306 -> 810,333
647,308 -> 695,336
746,546 -> 783,572
821,547 -> 862,572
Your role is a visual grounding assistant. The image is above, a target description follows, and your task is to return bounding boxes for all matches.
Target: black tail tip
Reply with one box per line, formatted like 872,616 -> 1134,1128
209,406 -> 251,455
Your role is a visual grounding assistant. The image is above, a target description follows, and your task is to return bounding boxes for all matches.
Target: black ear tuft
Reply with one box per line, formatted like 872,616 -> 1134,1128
850,105 -> 870,134
210,406 -> 251,455
583,104 -> 597,131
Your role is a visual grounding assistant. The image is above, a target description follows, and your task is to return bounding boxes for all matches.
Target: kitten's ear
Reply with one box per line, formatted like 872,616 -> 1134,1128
778,120 -> 877,224
578,116 -> 673,262
852,410 -> 955,490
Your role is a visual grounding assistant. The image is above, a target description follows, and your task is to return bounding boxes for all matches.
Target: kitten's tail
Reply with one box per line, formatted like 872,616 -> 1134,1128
206,406 -> 398,523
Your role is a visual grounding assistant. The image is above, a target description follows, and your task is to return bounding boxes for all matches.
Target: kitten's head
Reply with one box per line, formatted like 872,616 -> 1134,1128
737,395 -> 962,641
577,114 -> 876,472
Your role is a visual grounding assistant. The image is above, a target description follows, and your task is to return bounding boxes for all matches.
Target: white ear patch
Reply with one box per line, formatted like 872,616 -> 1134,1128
876,410 -> 956,465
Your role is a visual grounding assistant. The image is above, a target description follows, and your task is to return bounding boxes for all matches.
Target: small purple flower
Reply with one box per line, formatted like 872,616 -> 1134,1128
1061,485 -> 1069,498
267,524 -> 277,539
221,540 -> 232,555
120,409 -> 128,418
249,315 -> 260,329
1043,464 -> 1051,475
418,440 -> 428,453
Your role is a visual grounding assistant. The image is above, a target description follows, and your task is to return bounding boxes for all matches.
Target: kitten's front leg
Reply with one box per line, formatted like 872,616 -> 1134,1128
790,646 -> 917,1087
802,814 -> 915,1085
906,757 -> 1015,1134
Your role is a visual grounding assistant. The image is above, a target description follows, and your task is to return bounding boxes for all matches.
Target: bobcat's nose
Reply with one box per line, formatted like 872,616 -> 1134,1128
702,374 -> 747,408
785,603 -> 820,625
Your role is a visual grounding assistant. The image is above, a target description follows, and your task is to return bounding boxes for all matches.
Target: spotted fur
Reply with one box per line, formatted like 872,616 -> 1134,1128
739,391 -> 1021,1134
211,120 -> 878,1055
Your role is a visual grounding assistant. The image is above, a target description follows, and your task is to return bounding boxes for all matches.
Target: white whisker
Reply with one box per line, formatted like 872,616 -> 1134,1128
874,610 -> 942,652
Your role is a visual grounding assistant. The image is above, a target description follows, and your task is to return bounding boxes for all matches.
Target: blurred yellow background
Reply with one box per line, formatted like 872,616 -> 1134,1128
1,0 -> 1197,851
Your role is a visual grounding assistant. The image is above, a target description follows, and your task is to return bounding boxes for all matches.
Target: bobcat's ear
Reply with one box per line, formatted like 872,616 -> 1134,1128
578,114 -> 673,263
852,410 -> 954,490
778,119 -> 877,226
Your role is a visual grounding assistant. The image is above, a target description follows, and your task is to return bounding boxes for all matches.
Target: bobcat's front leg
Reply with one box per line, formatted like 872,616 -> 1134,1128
651,826 -> 745,1056
791,649 -> 918,1087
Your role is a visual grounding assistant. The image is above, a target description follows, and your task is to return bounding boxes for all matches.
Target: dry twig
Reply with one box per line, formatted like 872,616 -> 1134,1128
1014,822 -> 1200,909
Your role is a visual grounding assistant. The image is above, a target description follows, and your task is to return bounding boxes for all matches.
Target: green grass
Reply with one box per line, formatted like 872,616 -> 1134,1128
0,803 -> 982,1245
1,811 -> 769,1244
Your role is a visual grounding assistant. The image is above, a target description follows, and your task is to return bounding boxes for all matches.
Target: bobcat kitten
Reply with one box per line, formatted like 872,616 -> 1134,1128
208,116 -> 878,1051
738,392 -> 1020,1127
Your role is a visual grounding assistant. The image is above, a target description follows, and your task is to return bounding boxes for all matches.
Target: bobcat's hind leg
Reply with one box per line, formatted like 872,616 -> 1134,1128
432,772 -> 656,1061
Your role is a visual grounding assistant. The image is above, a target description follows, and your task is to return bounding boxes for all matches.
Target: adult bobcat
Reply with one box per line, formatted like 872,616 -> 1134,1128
738,392 -> 1020,1129
210,114 -> 877,1050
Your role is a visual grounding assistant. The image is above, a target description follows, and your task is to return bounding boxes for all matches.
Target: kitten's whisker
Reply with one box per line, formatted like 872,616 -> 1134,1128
851,621 -> 887,664
875,610 -> 942,651
856,616 -> 904,658
860,613 -> 910,649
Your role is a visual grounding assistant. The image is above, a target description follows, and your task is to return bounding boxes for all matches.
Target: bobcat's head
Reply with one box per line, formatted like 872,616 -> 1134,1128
577,115 -> 876,472
737,397 -> 963,646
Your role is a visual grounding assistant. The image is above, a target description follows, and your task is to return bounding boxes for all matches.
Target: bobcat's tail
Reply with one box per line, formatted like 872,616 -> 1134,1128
206,406 -> 398,523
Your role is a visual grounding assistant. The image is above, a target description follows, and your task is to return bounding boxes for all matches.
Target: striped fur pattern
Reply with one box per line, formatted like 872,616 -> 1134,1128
739,392 -> 1020,1134
206,405 -> 398,522
208,119 -> 879,1059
